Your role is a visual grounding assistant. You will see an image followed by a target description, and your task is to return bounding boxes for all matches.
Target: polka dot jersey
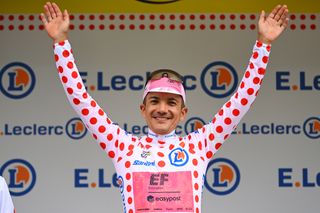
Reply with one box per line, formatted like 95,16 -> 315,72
53,40 -> 270,213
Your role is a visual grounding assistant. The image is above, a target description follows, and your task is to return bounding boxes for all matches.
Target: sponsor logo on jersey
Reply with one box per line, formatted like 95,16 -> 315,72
168,148 -> 189,166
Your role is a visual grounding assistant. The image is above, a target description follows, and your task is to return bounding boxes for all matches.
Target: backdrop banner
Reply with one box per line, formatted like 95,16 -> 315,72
1,1 -> 319,212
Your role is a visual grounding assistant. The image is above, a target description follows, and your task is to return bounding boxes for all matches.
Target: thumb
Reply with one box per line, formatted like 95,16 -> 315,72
259,10 -> 265,24
63,9 -> 69,21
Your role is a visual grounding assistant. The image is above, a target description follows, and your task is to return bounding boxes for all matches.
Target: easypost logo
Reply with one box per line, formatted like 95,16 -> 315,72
278,167 -> 320,188
0,62 -> 36,99
200,61 -> 238,98
205,158 -> 240,195
1,117 -> 87,140
0,159 -> 36,196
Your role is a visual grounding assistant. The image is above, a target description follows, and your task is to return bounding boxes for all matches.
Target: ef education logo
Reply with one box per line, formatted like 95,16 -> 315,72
0,62 -> 36,99
0,159 -> 36,196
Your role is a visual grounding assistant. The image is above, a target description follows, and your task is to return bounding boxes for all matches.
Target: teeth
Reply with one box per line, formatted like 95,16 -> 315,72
155,117 -> 169,120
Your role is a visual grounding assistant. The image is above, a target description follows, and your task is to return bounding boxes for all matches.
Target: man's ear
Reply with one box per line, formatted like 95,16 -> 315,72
180,107 -> 188,122
140,103 -> 146,118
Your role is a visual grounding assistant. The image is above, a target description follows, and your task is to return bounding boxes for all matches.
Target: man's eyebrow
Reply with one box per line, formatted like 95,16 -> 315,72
168,97 -> 178,101
148,96 -> 159,100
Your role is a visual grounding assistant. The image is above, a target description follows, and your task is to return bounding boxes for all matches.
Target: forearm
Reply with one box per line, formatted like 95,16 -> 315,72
203,40 -> 271,153
53,40 -> 118,146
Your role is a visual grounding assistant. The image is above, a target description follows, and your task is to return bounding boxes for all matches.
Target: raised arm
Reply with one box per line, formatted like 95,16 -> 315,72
190,5 -> 289,159
40,2 -> 134,165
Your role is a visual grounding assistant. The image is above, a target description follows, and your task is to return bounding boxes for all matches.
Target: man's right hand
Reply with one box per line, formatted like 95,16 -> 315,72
40,2 -> 69,43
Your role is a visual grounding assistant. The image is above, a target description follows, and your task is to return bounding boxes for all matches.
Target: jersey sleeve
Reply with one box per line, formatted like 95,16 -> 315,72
195,40 -> 271,159
53,40 -> 134,163
0,177 -> 15,213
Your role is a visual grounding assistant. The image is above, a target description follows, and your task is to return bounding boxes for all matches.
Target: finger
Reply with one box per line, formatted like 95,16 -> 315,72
275,5 -> 287,22
40,13 -> 48,25
268,5 -> 281,19
52,2 -> 62,17
258,10 -> 266,24
44,4 -> 52,21
281,18 -> 289,29
278,9 -> 289,25
48,2 -> 57,18
279,7 -> 289,22
63,9 -> 70,22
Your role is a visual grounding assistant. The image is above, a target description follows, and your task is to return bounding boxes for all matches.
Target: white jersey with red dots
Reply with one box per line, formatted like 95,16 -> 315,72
53,40 -> 270,213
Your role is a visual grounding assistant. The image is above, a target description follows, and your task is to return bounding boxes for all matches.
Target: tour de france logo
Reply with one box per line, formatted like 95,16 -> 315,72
0,62 -> 36,99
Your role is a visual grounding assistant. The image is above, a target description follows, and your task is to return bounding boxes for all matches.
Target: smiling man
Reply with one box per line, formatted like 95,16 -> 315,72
41,2 -> 288,212
141,69 -> 188,136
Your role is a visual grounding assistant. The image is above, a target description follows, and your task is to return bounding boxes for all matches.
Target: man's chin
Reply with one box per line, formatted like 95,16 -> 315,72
152,127 -> 170,135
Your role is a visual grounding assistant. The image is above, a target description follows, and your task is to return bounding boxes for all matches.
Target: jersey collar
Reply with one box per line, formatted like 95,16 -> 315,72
147,128 -> 177,140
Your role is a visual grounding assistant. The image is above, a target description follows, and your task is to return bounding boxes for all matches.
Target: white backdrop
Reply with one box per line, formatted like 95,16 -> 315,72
0,4 -> 319,213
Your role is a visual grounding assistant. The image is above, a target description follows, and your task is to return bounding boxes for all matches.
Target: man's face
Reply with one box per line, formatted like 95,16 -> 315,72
140,92 -> 188,135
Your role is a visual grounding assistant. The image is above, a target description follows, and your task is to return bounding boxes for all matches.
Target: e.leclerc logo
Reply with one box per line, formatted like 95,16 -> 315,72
169,148 -> 189,166
278,167 -> 320,188
201,61 -> 238,98
0,62 -> 36,99
303,117 -> 320,139
205,158 -> 240,195
184,117 -> 206,134
231,116 -> 320,140
0,159 -> 36,196
77,60 -> 238,99
276,71 -> 320,91
1,117 -> 87,140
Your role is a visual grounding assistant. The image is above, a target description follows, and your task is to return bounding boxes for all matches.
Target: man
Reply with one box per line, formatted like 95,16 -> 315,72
0,176 -> 15,213
41,2 -> 288,213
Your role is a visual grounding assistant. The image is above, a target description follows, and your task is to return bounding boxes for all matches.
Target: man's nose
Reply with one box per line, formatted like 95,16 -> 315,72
157,101 -> 168,113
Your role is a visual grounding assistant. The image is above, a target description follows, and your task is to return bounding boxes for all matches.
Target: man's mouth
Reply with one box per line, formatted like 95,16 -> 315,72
153,116 -> 170,121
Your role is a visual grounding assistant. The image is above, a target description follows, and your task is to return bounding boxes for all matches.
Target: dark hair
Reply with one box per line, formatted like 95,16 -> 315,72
145,69 -> 185,89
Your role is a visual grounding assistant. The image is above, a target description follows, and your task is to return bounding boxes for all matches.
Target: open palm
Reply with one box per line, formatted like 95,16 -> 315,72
258,5 -> 289,44
40,2 -> 69,43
